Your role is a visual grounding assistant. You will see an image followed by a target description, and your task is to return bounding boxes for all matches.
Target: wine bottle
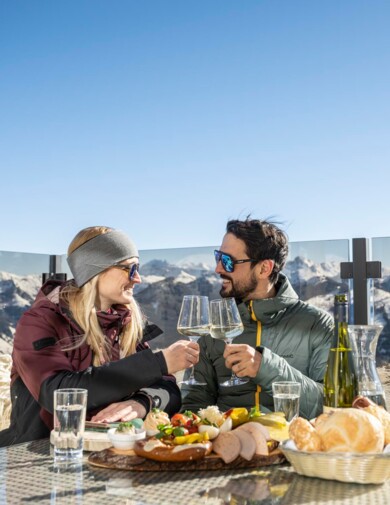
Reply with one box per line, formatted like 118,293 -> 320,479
323,294 -> 358,410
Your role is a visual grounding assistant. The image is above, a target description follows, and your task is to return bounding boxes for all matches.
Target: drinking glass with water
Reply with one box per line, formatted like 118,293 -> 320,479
272,381 -> 301,422
53,388 -> 88,460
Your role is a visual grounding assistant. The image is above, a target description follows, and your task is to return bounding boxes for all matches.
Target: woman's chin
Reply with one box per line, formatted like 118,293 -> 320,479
122,289 -> 134,301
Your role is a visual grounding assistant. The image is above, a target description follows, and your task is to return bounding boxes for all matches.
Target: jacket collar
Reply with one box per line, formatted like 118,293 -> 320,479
96,305 -> 132,330
238,273 -> 298,325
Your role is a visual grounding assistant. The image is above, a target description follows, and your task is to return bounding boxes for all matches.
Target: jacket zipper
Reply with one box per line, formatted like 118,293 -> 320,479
248,301 -> 262,410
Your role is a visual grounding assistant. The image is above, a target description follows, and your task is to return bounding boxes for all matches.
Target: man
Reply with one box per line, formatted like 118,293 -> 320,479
182,218 -> 333,419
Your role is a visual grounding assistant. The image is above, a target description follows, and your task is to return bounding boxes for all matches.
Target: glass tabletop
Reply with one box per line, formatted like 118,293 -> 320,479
0,438 -> 389,505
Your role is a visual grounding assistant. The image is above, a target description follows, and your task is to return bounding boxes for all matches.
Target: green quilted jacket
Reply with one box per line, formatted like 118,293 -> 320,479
181,273 -> 333,419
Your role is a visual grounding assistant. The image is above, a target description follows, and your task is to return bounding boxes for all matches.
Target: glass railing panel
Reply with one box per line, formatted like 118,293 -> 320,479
134,240 -> 350,349
59,254 -> 72,278
136,246 -> 218,349
286,239 -> 350,312
371,237 -> 390,364
0,250 -> 50,276
0,239 -> 356,356
0,251 -> 50,354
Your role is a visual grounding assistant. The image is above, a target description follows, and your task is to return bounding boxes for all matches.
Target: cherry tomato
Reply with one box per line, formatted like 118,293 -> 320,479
171,413 -> 189,427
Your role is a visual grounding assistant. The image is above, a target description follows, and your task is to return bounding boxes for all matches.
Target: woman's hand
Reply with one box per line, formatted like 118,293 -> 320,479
162,340 -> 200,374
223,343 -> 262,378
90,400 -> 146,423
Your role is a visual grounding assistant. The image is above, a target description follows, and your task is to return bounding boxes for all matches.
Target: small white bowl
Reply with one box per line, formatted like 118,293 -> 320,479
107,428 -> 146,450
146,429 -> 159,437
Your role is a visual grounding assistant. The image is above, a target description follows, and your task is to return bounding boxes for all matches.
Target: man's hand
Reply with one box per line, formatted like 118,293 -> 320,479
90,400 -> 146,423
223,343 -> 262,378
162,340 -> 200,374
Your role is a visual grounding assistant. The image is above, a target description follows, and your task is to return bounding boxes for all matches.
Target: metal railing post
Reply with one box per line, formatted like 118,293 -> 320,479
42,255 -> 67,284
340,238 -> 382,324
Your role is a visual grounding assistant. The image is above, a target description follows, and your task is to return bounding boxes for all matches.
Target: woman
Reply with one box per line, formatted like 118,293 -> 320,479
0,226 -> 199,445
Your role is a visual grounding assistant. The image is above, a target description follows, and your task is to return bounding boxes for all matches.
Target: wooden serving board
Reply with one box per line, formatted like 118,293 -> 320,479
88,447 -> 285,472
50,430 -> 112,452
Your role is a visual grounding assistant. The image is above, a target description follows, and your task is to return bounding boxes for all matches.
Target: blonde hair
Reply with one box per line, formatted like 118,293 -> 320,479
61,226 -> 144,365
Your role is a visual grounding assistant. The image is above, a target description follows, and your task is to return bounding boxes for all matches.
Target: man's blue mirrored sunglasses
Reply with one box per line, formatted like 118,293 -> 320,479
114,263 -> 140,280
214,250 -> 256,273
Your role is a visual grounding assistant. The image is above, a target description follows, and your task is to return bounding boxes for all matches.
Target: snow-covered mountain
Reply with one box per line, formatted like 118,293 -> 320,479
136,259 -> 217,293
0,272 -> 42,352
284,256 -> 348,301
1,257 -> 389,361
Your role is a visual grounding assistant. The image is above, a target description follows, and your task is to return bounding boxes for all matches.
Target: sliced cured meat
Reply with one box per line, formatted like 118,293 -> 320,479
248,422 -> 271,441
236,422 -> 269,455
232,429 -> 256,461
212,431 -> 241,463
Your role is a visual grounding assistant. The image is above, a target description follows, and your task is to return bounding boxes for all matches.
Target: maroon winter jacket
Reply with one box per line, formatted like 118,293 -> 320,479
0,280 -> 180,446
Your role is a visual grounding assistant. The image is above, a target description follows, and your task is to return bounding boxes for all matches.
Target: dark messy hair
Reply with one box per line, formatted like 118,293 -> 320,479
226,217 -> 289,284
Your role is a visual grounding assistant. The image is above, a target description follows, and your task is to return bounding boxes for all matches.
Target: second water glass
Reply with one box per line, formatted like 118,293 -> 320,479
53,388 -> 88,461
272,381 -> 301,422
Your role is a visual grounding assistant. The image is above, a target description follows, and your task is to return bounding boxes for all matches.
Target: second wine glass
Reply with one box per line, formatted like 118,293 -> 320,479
177,295 -> 210,386
210,298 -> 249,387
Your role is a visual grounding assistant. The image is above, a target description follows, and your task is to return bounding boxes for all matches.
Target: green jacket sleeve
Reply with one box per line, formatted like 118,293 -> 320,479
255,312 -> 333,419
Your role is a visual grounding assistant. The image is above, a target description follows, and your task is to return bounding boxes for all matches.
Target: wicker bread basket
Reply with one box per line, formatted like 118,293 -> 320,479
280,441 -> 390,484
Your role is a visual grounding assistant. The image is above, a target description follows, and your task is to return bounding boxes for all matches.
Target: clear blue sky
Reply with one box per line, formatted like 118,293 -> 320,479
1,1 -> 389,254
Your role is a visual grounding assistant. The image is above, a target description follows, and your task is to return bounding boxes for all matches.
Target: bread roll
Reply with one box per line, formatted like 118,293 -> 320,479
362,405 -> 390,445
310,412 -> 331,430
352,395 -> 372,409
352,395 -> 390,445
316,408 -> 384,453
289,417 -> 323,452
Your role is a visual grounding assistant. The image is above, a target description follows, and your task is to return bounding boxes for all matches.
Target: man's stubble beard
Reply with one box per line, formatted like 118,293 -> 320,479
219,270 -> 258,301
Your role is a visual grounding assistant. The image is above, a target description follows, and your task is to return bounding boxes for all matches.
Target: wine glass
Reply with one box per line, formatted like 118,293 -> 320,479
210,298 -> 249,387
177,295 -> 210,386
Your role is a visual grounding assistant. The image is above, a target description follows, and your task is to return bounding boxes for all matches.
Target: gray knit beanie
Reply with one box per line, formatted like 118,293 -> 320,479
67,230 -> 139,287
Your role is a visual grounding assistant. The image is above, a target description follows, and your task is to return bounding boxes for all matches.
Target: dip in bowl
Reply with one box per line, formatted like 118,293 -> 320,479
108,421 -> 146,450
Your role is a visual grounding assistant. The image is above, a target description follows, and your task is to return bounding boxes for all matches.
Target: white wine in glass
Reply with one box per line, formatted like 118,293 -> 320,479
177,295 -> 210,386
210,298 -> 249,387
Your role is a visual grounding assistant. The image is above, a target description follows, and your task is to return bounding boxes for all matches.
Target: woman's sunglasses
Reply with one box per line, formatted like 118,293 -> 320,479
113,263 -> 140,280
214,250 -> 256,273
